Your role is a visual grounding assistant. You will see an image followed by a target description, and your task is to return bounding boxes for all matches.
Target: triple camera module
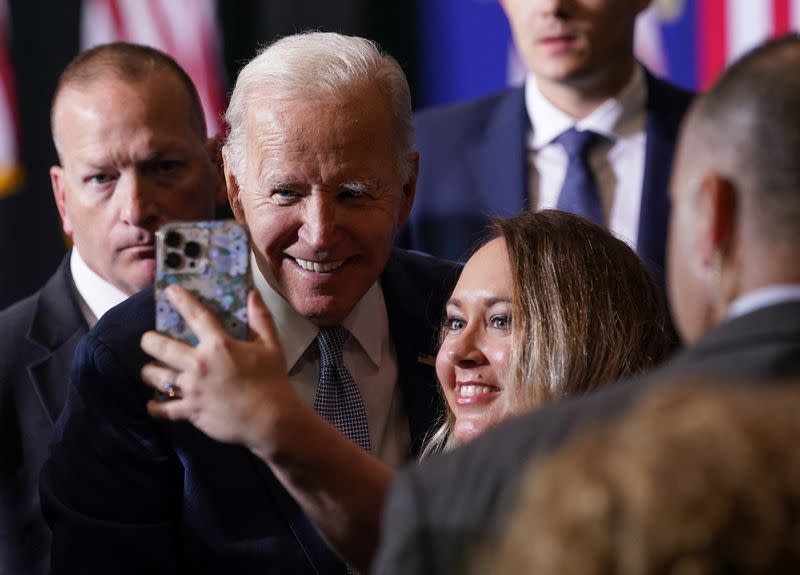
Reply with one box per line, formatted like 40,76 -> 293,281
162,229 -> 208,274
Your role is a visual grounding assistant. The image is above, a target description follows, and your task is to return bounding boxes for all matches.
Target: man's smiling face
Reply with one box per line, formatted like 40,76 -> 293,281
226,84 -> 416,326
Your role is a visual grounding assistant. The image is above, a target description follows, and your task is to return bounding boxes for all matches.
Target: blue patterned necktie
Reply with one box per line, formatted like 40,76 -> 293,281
555,128 -> 605,225
313,326 -> 372,453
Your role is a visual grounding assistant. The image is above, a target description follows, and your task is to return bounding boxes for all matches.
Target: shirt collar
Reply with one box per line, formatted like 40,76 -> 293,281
727,284 -> 800,320
70,247 -> 129,323
252,252 -> 386,371
525,64 -> 647,149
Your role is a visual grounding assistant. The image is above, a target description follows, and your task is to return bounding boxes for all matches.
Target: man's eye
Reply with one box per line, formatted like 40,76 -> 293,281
444,316 -> 465,331
156,160 -> 183,173
87,174 -> 114,185
341,187 -> 368,199
490,315 -> 511,330
274,188 -> 300,199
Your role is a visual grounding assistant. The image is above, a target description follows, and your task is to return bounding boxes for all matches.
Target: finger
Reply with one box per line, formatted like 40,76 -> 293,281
140,330 -> 195,371
248,290 -> 281,348
146,398 -> 192,422
140,362 -> 180,392
164,285 -> 226,341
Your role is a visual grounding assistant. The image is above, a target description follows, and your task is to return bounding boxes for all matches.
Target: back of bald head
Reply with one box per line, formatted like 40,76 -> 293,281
687,34 -> 800,248
51,42 -> 207,153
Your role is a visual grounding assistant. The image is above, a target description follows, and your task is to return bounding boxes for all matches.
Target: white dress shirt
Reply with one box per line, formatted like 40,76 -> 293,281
70,247 -> 129,328
525,66 -> 647,249
253,255 -> 410,469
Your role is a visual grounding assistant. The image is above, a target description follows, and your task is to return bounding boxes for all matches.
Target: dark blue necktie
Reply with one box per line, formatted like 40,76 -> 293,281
313,326 -> 372,453
555,128 -> 604,225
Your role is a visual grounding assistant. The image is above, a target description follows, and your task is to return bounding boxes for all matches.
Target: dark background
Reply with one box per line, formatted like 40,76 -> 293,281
0,1 -> 420,308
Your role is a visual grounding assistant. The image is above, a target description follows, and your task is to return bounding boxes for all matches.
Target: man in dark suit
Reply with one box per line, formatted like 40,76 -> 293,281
398,0 -> 693,281
40,33 -> 459,575
0,43 -> 222,575
373,34 -> 800,575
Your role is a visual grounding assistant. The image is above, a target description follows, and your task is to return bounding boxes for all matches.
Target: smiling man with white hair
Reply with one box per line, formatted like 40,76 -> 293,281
40,32 -> 458,575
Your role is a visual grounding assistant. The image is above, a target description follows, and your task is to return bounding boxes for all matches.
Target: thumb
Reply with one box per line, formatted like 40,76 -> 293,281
248,290 -> 280,348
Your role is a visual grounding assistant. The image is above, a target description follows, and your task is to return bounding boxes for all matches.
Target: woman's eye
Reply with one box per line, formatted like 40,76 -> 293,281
490,315 -> 511,330
445,316 -> 465,331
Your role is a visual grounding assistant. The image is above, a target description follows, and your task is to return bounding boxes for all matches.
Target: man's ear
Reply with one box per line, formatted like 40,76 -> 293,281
206,136 -> 229,208
397,150 -> 419,229
50,165 -> 73,237
698,173 -> 737,264
222,149 -> 246,224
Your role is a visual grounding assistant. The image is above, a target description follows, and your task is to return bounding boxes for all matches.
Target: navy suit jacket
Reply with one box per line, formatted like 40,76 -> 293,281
398,72 -> 694,279
0,255 -> 88,575
41,248 -> 459,575
372,300 -> 800,575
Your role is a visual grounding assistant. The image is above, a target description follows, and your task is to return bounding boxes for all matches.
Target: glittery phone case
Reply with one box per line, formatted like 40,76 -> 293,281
155,220 -> 251,345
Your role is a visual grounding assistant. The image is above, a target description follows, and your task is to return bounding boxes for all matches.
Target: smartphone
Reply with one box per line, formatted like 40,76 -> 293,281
155,220 -> 252,346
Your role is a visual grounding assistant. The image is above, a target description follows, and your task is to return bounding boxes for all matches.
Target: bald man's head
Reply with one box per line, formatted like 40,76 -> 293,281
666,34 -> 800,343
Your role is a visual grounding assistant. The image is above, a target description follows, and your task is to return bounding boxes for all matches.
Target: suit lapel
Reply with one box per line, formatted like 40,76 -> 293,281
26,255 -> 88,425
469,87 -> 529,222
380,251 -> 450,454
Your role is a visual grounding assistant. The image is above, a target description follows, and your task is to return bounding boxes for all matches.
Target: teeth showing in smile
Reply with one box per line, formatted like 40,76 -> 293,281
458,385 -> 495,398
295,257 -> 345,273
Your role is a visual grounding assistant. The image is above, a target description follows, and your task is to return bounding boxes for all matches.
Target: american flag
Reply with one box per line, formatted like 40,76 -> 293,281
0,0 -> 22,199
81,0 -> 225,135
637,0 -> 800,90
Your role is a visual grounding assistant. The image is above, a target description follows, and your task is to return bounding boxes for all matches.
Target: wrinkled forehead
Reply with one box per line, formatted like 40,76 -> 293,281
54,71 -> 198,136
241,88 -> 397,167
52,78 -> 204,164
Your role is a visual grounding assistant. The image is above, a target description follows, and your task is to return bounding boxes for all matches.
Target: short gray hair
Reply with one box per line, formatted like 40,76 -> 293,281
688,34 -> 800,247
223,31 -> 414,184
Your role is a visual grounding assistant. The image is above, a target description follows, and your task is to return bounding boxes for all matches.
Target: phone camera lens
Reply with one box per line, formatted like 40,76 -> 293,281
164,231 -> 183,248
184,241 -> 202,258
165,252 -> 183,269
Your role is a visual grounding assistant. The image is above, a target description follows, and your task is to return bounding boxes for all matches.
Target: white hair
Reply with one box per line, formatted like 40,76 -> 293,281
223,31 -> 414,184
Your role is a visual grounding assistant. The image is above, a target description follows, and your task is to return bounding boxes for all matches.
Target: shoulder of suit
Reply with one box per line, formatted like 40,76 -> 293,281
0,287 -> 46,380
90,286 -> 154,350
388,247 -> 462,277
414,86 -> 524,133
644,70 -> 696,115
0,287 -> 40,326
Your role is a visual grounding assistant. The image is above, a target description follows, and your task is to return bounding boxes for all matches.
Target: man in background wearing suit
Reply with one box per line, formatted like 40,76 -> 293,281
399,0 -> 693,281
41,32 -> 459,574
374,34 -> 800,575
0,43 -> 223,575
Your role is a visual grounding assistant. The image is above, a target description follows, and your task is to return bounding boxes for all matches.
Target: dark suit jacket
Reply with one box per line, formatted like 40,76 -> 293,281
0,254 -> 87,575
372,299 -> 800,575
41,248 -> 460,575
398,72 -> 694,278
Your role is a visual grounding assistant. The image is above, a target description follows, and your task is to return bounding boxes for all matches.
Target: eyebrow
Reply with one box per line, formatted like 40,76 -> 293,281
339,180 -> 378,193
260,178 -> 380,193
446,296 -> 511,308
262,177 -> 299,189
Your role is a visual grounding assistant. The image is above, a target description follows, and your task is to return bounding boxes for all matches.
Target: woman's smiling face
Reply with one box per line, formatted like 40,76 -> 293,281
436,238 -> 513,445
